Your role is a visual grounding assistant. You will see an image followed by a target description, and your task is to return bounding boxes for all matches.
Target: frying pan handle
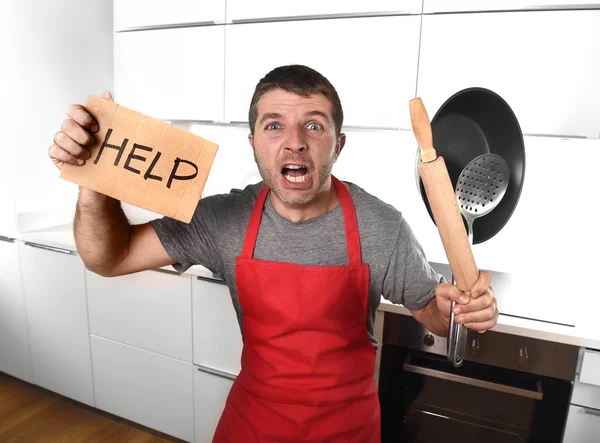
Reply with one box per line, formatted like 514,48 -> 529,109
448,275 -> 468,367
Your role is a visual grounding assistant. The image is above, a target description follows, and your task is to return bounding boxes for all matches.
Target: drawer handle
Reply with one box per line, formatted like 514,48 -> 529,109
583,406 -> 600,417
24,242 -> 74,255
403,362 -> 543,400
231,10 -> 412,24
152,267 -> 181,276
0,235 -> 15,243
119,21 -> 216,33
197,365 -> 237,381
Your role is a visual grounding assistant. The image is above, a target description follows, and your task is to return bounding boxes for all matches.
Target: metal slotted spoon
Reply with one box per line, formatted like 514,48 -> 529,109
448,153 -> 510,367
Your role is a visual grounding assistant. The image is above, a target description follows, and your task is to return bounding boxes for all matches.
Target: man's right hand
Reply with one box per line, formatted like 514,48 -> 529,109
49,90 -> 114,170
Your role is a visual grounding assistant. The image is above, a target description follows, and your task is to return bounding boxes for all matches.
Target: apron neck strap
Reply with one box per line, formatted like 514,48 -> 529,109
241,176 -> 362,266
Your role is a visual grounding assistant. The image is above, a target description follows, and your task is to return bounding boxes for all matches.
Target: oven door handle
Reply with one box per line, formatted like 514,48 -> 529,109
403,363 -> 544,400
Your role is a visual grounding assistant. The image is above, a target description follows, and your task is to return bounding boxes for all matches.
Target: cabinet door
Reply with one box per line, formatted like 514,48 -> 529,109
227,0 -> 422,22
194,367 -> 233,443
197,125 -> 260,198
0,239 -> 31,382
225,16 -> 421,130
114,0 -> 226,31
86,269 -> 192,362
563,405 -> 600,443
417,11 -> 600,138
19,242 -> 94,406
192,278 -> 242,376
114,26 -> 225,122
424,0 -> 600,13
91,335 -> 194,442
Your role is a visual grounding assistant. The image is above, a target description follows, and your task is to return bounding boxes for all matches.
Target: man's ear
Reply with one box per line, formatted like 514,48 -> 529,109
334,133 -> 346,161
248,133 -> 254,149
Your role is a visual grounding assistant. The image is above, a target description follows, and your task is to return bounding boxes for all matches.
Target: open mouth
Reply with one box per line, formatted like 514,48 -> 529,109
281,164 -> 309,183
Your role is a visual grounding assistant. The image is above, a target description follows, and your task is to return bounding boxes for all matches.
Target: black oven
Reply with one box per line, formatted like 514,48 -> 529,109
378,313 -> 580,443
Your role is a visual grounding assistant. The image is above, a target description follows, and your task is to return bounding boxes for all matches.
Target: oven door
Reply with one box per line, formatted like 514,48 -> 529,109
379,348 -> 570,443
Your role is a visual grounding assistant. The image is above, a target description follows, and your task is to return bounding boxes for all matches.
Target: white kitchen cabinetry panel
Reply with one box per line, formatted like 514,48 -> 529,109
424,0 -> 600,13
580,350 -> 600,386
86,269 -> 192,362
417,11 -> 600,139
114,26 -> 225,122
19,242 -> 94,406
196,125 -> 261,198
193,278 -> 243,376
114,0 -> 225,31
225,16 -> 420,130
194,368 -> 233,443
227,0 -> 422,22
0,239 -> 31,382
91,335 -> 194,442
563,405 -> 600,443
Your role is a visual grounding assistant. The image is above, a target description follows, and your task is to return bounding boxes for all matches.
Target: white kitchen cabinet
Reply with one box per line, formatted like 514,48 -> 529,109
195,124 -> 261,198
194,367 -> 234,443
580,350 -> 600,387
563,405 -> 600,443
91,335 -> 194,442
0,239 -> 32,383
114,25 -> 225,122
86,269 -> 193,362
226,0 -> 422,23
114,0 -> 226,31
417,11 -> 600,139
424,1 -> 600,13
18,242 -> 94,406
193,278 -> 243,376
225,15 -> 421,130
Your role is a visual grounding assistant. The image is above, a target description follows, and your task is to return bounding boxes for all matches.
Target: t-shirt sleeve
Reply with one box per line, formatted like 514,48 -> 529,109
382,217 -> 445,311
149,195 -> 226,275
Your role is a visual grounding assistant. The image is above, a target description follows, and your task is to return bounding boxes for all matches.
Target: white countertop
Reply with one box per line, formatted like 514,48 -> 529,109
16,224 -> 600,351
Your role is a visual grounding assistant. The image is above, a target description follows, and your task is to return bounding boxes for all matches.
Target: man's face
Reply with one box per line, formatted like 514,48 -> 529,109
249,89 -> 345,206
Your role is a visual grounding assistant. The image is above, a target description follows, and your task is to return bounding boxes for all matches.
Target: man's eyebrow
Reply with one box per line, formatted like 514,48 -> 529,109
306,110 -> 331,123
259,113 -> 283,125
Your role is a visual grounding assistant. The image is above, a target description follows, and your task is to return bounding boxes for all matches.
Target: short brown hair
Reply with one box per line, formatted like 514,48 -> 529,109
248,65 -> 344,136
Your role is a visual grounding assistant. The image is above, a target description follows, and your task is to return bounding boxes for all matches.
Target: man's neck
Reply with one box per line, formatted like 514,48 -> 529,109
269,180 -> 349,223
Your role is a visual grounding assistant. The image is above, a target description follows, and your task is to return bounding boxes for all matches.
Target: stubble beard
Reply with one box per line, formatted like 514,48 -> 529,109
254,153 -> 335,206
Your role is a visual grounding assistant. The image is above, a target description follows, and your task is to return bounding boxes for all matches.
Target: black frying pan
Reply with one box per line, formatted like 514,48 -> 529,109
417,87 -> 526,244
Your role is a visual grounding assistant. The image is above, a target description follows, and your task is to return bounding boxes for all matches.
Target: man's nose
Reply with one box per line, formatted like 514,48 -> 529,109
285,126 -> 306,152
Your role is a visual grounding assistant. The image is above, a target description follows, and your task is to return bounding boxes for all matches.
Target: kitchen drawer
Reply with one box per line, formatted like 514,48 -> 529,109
114,26 -> 225,122
226,0 -> 421,23
417,11 -> 600,139
194,366 -> 234,443
91,335 -> 194,442
225,15 -> 420,130
87,269 -> 192,362
580,350 -> 600,386
114,0 -> 225,31
423,0 -> 600,13
193,278 -> 243,376
562,404 -> 600,443
572,380 -> 600,412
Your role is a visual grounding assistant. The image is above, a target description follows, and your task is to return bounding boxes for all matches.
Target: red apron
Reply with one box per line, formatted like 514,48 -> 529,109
213,176 -> 380,443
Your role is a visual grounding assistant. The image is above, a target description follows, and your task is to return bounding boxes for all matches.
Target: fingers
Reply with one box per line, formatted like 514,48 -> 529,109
66,104 -> 99,134
53,130 -> 91,161
453,288 -> 493,315
468,270 -> 493,299
437,283 -> 471,305
49,143 -> 84,167
455,298 -> 499,331
101,90 -> 114,102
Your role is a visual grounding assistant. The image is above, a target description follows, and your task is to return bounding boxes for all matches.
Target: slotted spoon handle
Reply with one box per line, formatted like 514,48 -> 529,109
410,98 -> 479,293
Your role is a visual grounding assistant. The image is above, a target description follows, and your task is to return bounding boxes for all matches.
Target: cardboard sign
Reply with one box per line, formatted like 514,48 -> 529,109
60,96 -> 218,223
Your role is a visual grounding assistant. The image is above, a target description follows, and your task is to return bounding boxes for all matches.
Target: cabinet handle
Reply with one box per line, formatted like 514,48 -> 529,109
582,406 -> 600,417
152,267 -> 181,276
196,275 -> 224,283
24,242 -> 74,255
197,365 -> 237,380
0,235 -> 15,243
232,11 -> 411,24
119,21 -> 215,33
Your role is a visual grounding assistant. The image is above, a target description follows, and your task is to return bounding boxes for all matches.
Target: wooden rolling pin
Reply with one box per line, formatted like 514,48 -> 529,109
410,98 -> 478,292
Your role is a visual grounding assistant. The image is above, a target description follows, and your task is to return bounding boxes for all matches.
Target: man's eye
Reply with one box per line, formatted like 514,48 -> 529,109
307,123 -> 322,130
266,123 -> 280,130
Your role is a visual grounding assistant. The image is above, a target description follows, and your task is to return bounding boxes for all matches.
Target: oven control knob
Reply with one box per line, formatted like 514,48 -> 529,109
423,334 -> 435,347
519,344 -> 529,366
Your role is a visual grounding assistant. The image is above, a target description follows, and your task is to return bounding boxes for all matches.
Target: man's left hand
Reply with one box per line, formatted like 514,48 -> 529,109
435,271 -> 498,333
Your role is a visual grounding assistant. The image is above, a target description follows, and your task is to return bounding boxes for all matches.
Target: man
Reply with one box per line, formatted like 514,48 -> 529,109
49,65 -> 497,442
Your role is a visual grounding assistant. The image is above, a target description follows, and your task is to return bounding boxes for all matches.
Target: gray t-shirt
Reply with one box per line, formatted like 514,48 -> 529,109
150,181 -> 443,348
